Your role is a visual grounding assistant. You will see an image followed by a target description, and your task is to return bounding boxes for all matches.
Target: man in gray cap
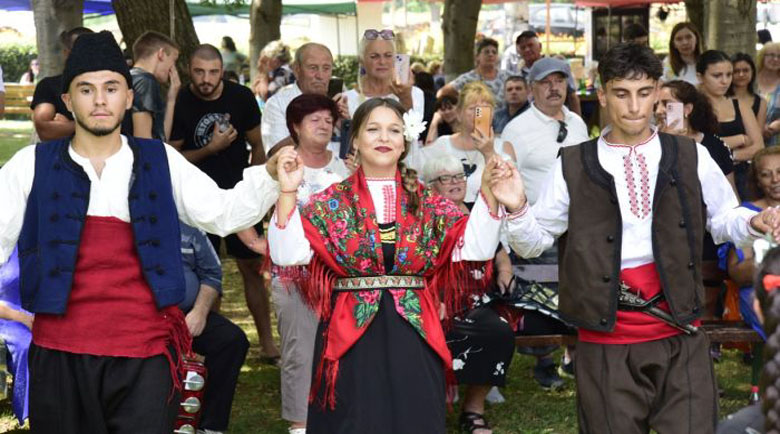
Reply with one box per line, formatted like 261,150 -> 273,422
0,30 -> 288,433
500,56 -> 588,391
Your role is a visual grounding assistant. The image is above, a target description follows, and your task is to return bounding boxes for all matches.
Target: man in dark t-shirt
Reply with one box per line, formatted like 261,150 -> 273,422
30,27 -> 93,141
169,44 -> 278,359
125,31 -> 180,141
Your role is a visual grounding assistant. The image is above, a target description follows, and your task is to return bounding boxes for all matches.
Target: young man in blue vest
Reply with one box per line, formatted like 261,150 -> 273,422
0,31 -> 289,434
495,43 -> 780,434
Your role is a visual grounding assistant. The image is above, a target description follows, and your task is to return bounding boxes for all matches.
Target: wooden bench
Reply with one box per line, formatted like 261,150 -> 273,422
514,320 -> 762,347
510,265 -> 762,347
3,83 -> 35,117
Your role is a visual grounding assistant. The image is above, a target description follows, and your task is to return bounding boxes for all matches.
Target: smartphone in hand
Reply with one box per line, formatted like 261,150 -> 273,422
665,102 -> 684,129
394,54 -> 410,85
327,77 -> 344,99
474,106 -> 493,138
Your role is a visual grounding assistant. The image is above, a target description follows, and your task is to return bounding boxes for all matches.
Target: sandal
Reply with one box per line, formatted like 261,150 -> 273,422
459,411 -> 491,433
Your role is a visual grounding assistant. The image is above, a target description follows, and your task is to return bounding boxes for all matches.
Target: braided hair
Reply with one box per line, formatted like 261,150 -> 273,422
756,246 -> 780,432
349,97 -> 420,214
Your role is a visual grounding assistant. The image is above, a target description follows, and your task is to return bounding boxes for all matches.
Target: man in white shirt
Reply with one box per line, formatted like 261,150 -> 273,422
501,57 -> 588,390
261,42 -> 348,155
502,57 -> 588,205
0,31 -> 286,434
495,43 -> 780,434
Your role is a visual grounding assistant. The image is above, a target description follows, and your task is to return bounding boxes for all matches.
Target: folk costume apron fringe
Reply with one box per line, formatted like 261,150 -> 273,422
287,168 -> 492,410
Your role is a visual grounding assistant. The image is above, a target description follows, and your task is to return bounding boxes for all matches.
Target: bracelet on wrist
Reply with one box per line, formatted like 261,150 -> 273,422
280,189 -> 298,194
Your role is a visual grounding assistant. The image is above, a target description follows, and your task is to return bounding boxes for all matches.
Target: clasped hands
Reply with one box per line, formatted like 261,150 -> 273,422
482,155 -> 527,213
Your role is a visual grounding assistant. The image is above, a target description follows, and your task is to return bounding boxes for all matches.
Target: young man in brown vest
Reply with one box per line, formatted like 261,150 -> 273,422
492,43 -> 780,434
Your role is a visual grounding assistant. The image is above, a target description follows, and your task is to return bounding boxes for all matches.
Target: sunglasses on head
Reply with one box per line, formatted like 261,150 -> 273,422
363,29 -> 395,40
556,120 -> 568,143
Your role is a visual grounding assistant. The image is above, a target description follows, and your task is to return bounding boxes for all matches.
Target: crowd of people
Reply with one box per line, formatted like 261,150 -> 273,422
4,17 -> 780,434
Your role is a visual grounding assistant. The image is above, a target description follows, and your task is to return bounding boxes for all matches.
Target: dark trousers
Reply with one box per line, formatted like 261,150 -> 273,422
575,332 -> 718,434
192,311 -> 250,431
28,343 -> 179,434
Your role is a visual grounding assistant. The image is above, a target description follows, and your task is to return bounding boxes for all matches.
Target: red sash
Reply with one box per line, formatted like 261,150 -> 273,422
34,216 -> 191,392
578,262 -> 701,344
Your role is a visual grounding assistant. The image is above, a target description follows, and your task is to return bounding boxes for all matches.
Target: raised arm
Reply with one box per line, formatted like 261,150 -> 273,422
166,144 -> 281,237
267,148 -> 314,266
500,161 -> 568,258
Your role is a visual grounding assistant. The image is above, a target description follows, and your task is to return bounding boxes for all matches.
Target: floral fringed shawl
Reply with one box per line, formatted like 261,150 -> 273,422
296,168 -> 493,409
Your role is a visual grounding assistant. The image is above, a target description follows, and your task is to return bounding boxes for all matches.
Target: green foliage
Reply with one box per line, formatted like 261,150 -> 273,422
332,55 -> 360,89
0,44 -> 37,84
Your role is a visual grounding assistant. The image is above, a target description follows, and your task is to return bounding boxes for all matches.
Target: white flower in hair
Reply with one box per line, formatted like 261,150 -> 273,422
402,110 -> 427,143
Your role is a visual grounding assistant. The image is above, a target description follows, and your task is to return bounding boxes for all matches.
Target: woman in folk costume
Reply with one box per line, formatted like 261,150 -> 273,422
268,97 -> 516,433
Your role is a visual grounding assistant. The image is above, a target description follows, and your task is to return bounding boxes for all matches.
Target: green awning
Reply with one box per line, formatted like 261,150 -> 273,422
186,1 -> 356,17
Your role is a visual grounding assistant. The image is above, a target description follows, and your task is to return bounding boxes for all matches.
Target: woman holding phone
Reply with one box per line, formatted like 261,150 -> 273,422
343,29 -> 425,119
410,82 -> 515,204
656,80 -> 735,183
656,80 -> 737,335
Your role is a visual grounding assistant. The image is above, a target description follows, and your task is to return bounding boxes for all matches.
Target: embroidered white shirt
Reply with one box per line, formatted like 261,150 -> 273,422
505,127 -> 759,269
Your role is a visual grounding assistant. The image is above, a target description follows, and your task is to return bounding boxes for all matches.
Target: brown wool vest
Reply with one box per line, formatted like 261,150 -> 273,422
558,133 -> 705,332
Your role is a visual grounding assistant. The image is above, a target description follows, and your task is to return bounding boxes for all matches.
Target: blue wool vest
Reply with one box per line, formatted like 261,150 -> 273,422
18,136 -> 185,314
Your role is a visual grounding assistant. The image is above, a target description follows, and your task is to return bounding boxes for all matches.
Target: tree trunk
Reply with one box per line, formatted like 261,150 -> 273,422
32,0 -> 84,79
249,0 -> 283,82
704,0 -> 756,57
684,0 -> 705,43
442,0 -> 482,81
112,0 -> 199,79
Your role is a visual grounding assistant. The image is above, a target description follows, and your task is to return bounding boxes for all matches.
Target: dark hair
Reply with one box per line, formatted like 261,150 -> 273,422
759,29 -> 773,45
505,75 -> 527,87
669,22 -> 703,76
623,22 -> 648,41
754,246 -> 780,433
350,98 -> 420,213
221,36 -> 237,52
414,71 -> 435,94
191,44 -> 223,65
661,80 -> 719,135
730,52 -> 758,96
223,70 -> 239,82
435,94 -> 458,111
598,42 -> 663,87
696,50 -> 731,75
132,30 -> 179,62
515,31 -> 538,45
59,27 -> 93,51
285,94 -> 339,145
475,38 -> 499,56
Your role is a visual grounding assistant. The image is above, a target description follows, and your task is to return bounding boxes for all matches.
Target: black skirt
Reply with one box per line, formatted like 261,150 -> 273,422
446,305 -> 516,386
307,291 -> 446,434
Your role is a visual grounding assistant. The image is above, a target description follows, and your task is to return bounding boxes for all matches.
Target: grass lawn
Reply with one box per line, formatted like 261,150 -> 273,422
0,122 -> 759,432
0,120 -> 33,166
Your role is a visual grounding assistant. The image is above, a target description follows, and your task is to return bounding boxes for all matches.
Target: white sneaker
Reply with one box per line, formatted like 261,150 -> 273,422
485,386 -> 506,404
198,429 -> 225,434
288,428 -> 306,434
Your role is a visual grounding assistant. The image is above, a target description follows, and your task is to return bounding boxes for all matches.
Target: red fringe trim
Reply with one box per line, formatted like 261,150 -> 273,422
428,259 -> 494,331
309,354 -> 340,410
296,255 -> 337,319
162,306 -> 193,402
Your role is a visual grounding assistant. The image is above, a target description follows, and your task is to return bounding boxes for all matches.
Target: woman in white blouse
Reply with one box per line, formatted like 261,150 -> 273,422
343,29 -> 425,118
